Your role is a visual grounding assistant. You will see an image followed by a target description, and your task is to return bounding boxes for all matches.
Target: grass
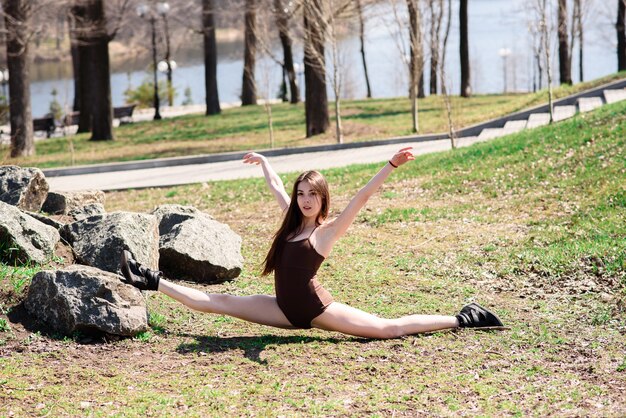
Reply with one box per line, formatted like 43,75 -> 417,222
0,88 -> 625,416
2,72 -> 625,169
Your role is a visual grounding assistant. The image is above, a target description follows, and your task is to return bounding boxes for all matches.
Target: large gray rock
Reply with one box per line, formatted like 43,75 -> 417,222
0,201 -> 60,264
60,212 -> 159,274
0,166 -> 49,212
24,265 -> 148,337
151,204 -> 213,236
42,190 -> 105,215
24,210 -> 66,230
68,202 -> 106,221
159,215 -> 243,284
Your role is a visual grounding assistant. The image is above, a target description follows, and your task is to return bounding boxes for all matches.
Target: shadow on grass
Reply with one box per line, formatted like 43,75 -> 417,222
176,333 -> 364,364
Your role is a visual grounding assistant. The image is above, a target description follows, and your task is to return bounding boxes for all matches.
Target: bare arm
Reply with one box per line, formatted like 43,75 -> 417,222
317,148 -> 415,254
243,152 -> 290,212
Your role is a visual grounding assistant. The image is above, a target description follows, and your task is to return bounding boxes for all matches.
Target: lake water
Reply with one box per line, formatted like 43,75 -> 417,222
27,0 -> 617,117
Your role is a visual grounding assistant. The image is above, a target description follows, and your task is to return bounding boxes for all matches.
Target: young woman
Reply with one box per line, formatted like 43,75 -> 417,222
120,148 -> 504,338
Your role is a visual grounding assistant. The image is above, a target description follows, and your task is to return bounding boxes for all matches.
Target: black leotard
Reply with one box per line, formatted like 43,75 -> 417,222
274,232 -> 334,329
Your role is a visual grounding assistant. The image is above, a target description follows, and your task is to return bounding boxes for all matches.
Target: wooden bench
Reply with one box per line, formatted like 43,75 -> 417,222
32,115 -> 56,138
62,104 -> 137,127
113,104 -> 136,124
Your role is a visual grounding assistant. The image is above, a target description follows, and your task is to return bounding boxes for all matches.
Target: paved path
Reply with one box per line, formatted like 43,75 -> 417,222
42,78 -> 626,191
46,136 -> 485,192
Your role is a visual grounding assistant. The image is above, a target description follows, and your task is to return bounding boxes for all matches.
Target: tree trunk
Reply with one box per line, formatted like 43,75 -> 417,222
356,0 -> 372,98
274,0 -> 299,104
76,0 -> 113,141
429,0 -> 444,95
89,22 -> 113,141
69,14 -> 81,112
4,0 -> 34,158
540,0 -> 554,123
407,0 -> 421,132
440,0 -> 455,148
303,0 -> 329,137
241,0 -> 257,106
459,0 -> 471,97
329,0 -> 343,143
71,3 -> 91,133
575,0 -> 583,81
202,0 -> 221,115
558,0 -> 572,84
618,0 -> 626,71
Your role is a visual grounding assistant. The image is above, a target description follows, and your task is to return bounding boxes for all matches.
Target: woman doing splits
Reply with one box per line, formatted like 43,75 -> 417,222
120,148 -> 504,338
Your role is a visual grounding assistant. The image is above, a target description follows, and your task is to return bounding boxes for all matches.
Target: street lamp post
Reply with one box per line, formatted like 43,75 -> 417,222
499,48 -> 511,93
137,3 -> 163,120
156,2 -> 174,107
158,59 -> 177,106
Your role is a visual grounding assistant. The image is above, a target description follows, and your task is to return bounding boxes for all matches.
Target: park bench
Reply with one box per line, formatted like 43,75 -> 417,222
32,115 -> 56,138
113,104 -> 136,124
62,104 -> 137,127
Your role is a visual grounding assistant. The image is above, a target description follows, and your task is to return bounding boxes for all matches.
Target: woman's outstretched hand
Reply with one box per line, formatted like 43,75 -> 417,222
243,152 -> 266,166
389,147 -> 415,168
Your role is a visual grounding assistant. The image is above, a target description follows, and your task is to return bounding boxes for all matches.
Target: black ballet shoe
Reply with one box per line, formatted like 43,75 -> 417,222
120,250 -> 162,291
456,303 -> 507,330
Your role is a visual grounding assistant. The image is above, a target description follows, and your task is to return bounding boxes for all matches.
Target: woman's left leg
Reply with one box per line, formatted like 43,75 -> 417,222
311,302 -> 459,339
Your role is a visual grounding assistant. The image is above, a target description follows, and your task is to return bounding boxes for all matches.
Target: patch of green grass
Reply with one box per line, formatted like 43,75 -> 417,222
0,263 -> 40,302
148,312 -> 167,334
3,84 -> 626,416
0,317 -> 10,332
134,331 -> 152,342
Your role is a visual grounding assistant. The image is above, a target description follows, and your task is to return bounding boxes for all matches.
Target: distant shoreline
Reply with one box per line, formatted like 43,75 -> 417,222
29,28 -> 244,65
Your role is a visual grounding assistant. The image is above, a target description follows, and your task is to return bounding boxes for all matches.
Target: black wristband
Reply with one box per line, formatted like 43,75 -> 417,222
388,160 -> 398,168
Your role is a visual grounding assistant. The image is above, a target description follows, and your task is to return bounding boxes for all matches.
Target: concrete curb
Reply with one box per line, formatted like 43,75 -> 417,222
42,77 -> 626,178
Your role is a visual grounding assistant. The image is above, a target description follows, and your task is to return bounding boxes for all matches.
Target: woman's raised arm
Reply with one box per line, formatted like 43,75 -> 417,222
243,152 -> 290,212
320,148 -> 414,249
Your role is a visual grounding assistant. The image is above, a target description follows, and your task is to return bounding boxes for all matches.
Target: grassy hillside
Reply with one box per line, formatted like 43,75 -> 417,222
0,98 -> 624,416
2,72 -> 624,169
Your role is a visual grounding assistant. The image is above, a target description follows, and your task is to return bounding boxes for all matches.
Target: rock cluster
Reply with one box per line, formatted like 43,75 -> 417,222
0,166 -> 244,337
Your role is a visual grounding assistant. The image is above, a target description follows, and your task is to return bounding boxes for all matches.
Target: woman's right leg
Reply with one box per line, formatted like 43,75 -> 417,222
157,279 -> 295,329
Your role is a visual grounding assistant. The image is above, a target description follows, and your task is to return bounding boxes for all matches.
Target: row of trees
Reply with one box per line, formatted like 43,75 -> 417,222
2,0 -> 626,158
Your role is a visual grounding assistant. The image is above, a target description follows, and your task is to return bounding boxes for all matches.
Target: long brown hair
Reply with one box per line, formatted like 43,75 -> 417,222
261,171 -> 330,275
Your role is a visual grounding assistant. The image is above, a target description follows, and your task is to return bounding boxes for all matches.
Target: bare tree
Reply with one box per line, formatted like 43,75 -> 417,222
572,0 -> 582,81
558,0 -> 572,84
528,14 -> 545,91
70,3 -> 92,133
440,0 -> 455,148
355,0 -> 372,98
618,0 -> 626,71
303,0 -> 329,137
3,0 -> 35,157
427,0 -> 444,95
569,0 -> 591,82
327,0 -> 344,143
202,0 -> 221,115
70,0 -> 130,141
273,0 -> 299,103
241,0 -> 257,106
387,0 -> 424,133
459,0 -> 470,97
407,0 -> 423,132
538,0 -> 555,122
68,8 -> 81,112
